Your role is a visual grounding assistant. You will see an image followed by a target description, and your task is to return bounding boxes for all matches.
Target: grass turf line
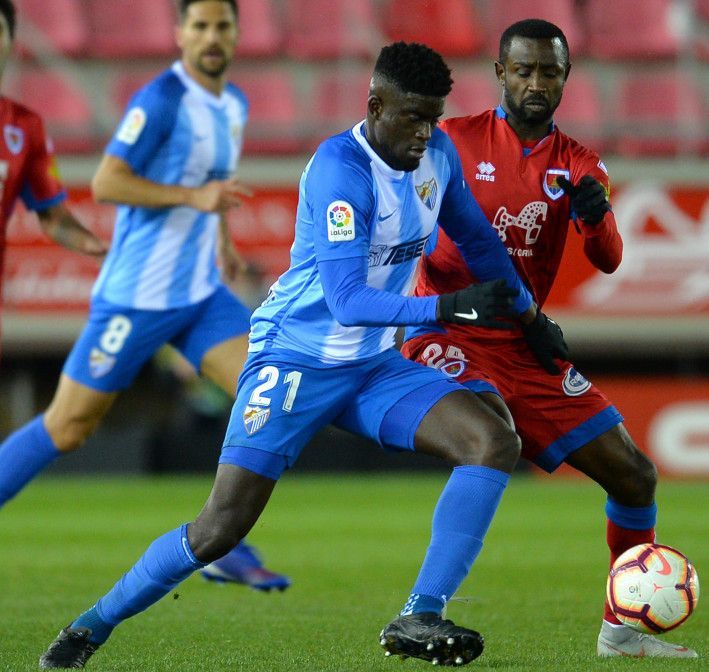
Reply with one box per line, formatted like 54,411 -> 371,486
1,473 -> 706,671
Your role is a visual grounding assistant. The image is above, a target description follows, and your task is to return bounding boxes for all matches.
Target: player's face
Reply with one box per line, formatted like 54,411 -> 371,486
177,1 -> 238,88
496,37 -> 569,132
366,84 -> 445,172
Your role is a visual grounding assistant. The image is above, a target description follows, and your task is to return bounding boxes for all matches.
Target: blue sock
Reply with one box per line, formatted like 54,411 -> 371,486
0,415 -> 60,506
74,524 -> 206,643
401,465 -> 510,615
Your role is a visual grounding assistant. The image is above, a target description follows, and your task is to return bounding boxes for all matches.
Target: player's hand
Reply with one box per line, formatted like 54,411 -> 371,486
520,309 -> 569,374
437,280 -> 517,329
557,175 -> 610,226
190,177 -> 253,213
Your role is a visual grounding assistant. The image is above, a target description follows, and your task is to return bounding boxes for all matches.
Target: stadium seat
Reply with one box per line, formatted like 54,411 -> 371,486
15,0 -> 88,57
613,73 -> 704,155
110,70 -> 164,119
553,70 -> 607,152
8,68 -> 98,153
235,0 -> 282,57
232,69 -> 301,154
86,0 -> 177,58
486,0 -> 585,56
584,0 -> 682,59
445,70 -> 500,119
310,69 -> 372,143
382,0 -> 485,56
283,0 -> 377,59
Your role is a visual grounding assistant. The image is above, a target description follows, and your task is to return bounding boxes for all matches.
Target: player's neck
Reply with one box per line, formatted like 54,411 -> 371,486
181,60 -> 225,97
502,107 -> 551,142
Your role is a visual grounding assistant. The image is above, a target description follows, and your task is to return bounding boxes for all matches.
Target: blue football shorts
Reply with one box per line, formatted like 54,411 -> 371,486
63,284 -> 252,392
220,347 -> 468,480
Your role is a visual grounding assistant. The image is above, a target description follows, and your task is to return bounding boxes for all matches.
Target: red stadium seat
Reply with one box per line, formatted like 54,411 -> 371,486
110,70 -> 165,119
486,0 -> 585,57
8,68 -> 98,153
613,73 -> 704,156
584,0 -> 682,59
232,69 -> 301,154
15,0 -> 88,57
553,69 -> 607,152
445,70 -> 500,119
311,69 -> 372,143
283,0 -> 377,59
86,0 -> 176,58
236,0 -> 282,57
382,0 -> 485,56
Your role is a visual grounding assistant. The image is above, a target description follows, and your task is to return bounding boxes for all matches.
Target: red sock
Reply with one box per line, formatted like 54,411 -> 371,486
604,519 -> 655,624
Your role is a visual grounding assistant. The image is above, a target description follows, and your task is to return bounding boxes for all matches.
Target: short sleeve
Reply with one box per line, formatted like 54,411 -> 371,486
19,114 -> 66,211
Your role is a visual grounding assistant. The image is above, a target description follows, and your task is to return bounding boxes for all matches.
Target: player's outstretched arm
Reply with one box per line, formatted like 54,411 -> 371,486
92,154 -> 252,213
37,203 -> 108,258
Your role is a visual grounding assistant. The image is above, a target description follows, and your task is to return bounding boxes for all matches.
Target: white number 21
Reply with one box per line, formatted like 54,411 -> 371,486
249,366 -> 302,413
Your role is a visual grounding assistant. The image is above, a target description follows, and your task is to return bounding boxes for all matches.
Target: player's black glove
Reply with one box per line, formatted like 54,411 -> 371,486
520,309 -> 570,375
557,175 -> 610,226
437,279 -> 517,329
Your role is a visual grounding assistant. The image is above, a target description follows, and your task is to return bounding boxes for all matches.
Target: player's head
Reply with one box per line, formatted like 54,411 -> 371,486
0,0 -> 15,77
366,41 -> 453,172
495,19 -> 571,131
176,0 -> 239,83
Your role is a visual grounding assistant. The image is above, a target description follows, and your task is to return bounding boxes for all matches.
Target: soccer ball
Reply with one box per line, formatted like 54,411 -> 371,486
607,543 -> 700,633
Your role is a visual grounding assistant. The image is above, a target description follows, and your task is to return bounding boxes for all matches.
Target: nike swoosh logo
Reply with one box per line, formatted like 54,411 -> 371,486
378,211 -> 397,222
656,551 -> 673,576
454,309 -> 478,320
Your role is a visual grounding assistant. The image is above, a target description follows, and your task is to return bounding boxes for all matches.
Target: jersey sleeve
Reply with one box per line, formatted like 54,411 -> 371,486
19,114 -> 66,212
437,137 -> 533,313
571,154 -> 623,273
105,77 -> 181,173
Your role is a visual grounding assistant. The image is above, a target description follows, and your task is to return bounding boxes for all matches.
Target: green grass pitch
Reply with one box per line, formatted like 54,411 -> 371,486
1,473 -> 706,671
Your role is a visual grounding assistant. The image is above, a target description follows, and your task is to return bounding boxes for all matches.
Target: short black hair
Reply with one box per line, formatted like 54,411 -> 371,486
0,0 -> 15,39
177,0 -> 238,20
374,41 -> 453,98
499,19 -> 569,65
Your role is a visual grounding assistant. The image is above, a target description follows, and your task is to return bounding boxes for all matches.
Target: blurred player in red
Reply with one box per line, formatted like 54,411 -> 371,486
0,0 -> 106,328
402,19 -> 697,658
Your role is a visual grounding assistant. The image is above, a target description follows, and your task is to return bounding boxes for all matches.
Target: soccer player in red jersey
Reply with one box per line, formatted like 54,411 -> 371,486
0,0 -> 107,320
402,19 -> 697,658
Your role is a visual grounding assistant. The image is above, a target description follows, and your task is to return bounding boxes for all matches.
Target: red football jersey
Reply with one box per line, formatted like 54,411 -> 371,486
0,96 -> 66,292
413,107 -> 622,341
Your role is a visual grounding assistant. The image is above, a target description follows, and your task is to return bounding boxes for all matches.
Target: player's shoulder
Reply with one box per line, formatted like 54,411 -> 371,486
553,126 -> 608,175
314,127 -> 370,173
225,81 -> 249,111
440,109 -> 495,138
0,96 -> 44,130
134,68 -> 187,108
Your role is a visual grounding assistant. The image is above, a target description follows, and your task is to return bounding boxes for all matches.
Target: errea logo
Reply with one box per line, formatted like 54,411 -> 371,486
475,161 -> 495,182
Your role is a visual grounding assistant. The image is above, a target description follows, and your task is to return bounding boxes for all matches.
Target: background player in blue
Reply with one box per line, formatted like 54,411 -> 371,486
0,0 -> 289,592
39,42 -> 566,669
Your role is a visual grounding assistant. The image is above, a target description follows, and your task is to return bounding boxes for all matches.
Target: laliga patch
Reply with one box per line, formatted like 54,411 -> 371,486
440,360 -> 467,378
243,405 -> 271,435
89,347 -> 117,378
327,200 -> 355,242
416,178 -> 438,210
542,169 -> 570,201
562,367 -> 592,397
116,107 -> 147,145
4,124 -> 24,154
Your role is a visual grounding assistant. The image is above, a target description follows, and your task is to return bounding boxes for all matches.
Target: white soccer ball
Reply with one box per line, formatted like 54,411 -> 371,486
607,543 -> 700,633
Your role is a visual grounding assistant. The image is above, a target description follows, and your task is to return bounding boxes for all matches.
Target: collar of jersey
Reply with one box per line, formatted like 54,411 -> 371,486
495,105 -> 556,146
171,61 -> 230,108
352,121 -> 407,181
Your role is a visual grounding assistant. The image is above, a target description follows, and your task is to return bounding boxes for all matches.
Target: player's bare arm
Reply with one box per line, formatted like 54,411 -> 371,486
91,154 -> 251,213
217,215 -> 249,283
37,203 -> 108,258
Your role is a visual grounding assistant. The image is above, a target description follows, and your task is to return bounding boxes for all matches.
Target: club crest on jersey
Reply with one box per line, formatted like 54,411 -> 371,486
89,347 -> 116,378
243,405 -> 271,435
543,169 -> 570,201
440,360 -> 467,378
4,124 -> 24,154
562,367 -> 592,396
327,200 -> 355,242
116,107 -> 147,145
416,178 -> 438,210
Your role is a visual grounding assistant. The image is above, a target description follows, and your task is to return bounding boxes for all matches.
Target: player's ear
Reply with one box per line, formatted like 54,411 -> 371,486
367,94 -> 383,120
494,62 -> 505,86
175,24 -> 184,50
563,62 -> 572,82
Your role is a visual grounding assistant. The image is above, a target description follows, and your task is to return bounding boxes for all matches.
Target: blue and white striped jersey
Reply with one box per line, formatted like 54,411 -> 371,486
249,121 -> 531,363
92,61 -> 248,309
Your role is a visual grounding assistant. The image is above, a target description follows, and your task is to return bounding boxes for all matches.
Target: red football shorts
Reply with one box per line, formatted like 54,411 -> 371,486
401,333 -> 623,472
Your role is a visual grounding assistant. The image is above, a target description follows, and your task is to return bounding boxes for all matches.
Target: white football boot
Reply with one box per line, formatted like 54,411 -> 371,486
597,620 -> 698,658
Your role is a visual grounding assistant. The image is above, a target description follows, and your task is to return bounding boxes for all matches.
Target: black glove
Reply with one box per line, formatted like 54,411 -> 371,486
521,309 -> 570,374
437,279 -> 517,329
557,175 -> 610,226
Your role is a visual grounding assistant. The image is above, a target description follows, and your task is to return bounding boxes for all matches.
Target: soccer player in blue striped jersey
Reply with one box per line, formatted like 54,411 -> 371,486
0,0 -> 289,592
39,42 -> 566,668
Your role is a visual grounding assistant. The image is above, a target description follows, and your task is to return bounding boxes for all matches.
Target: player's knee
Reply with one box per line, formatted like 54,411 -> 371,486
455,422 -> 521,472
43,408 -> 99,452
613,448 -> 658,507
188,518 -> 242,563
